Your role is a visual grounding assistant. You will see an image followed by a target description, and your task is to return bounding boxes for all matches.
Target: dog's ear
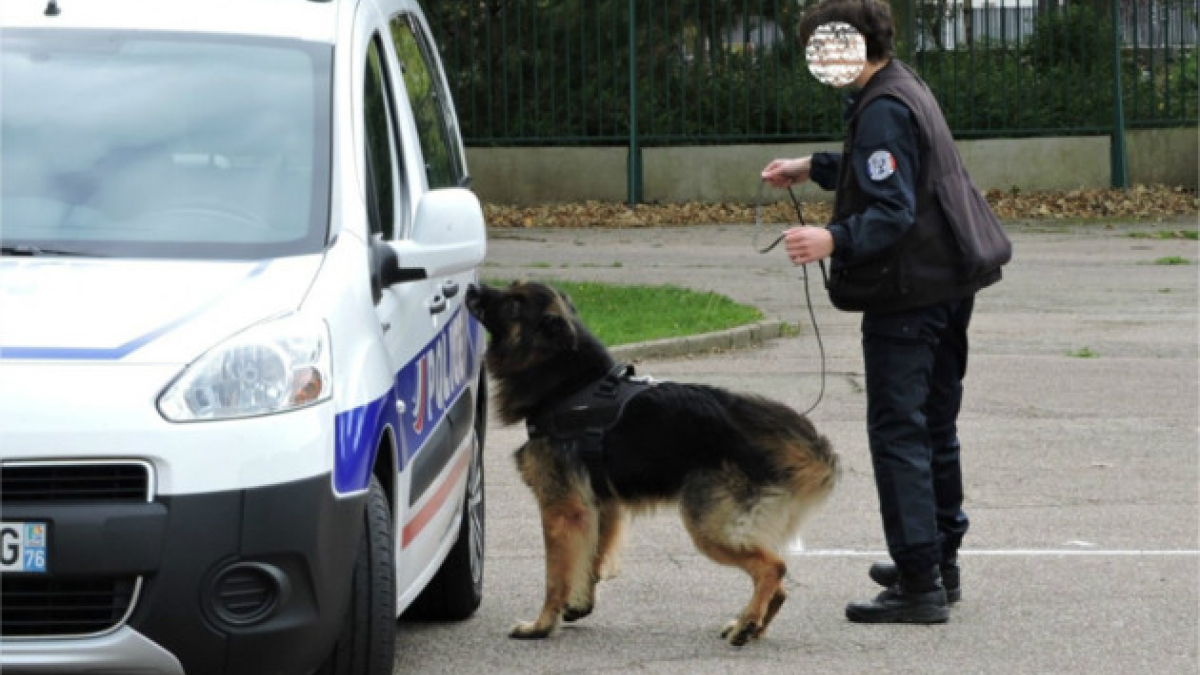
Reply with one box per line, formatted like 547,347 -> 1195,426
538,313 -> 579,351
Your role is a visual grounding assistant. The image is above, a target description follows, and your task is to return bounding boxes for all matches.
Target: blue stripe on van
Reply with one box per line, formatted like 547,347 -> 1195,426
332,308 -> 482,494
333,388 -> 401,494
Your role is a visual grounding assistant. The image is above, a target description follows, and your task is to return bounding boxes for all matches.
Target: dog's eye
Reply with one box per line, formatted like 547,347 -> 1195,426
503,296 -> 523,318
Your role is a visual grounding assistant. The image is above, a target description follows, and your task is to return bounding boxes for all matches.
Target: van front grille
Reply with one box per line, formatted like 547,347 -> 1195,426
1,576 -> 139,637
1,462 -> 151,504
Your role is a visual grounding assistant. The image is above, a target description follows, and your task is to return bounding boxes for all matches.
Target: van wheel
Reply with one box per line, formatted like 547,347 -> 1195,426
318,475 -> 396,675
406,418 -> 485,620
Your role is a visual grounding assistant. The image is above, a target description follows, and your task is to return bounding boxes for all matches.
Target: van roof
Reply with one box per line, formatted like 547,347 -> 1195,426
1,0 -> 341,43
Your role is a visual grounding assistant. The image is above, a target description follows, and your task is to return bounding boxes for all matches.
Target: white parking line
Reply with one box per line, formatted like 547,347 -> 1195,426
786,547 -> 1200,556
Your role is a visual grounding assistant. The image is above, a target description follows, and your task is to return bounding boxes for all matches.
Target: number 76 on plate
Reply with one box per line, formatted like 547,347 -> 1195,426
1,522 -> 48,574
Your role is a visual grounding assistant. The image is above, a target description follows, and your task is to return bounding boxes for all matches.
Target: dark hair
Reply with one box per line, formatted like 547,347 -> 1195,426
798,0 -> 895,62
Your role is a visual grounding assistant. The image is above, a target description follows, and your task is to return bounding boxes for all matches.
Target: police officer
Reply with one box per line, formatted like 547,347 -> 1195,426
762,0 -> 1009,624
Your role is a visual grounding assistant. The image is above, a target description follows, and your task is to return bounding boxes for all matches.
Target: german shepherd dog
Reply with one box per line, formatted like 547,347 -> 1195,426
465,281 -> 839,646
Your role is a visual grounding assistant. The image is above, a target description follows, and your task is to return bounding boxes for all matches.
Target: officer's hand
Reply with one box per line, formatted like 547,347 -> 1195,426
783,226 -> 833,265
761,157 -> 812,188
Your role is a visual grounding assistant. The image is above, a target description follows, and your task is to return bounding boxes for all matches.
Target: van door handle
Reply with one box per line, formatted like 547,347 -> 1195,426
428,295 -> 447,315
441,280 -> 460,298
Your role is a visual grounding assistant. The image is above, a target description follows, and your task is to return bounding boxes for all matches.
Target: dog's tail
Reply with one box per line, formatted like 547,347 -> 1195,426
726,392 -> 838,473
728,392 -> 841,511
771,430 -> 839,550
787,432 -> 839,499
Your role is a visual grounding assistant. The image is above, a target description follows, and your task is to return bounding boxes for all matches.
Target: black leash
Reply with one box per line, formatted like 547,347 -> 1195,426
754,181 -> 827,417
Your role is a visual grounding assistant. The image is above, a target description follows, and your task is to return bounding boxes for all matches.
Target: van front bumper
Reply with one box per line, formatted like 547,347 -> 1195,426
1,473 -> 365,675
2,626 -> 186,675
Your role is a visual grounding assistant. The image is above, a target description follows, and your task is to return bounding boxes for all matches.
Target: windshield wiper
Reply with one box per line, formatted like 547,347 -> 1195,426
1,245 -> 102,257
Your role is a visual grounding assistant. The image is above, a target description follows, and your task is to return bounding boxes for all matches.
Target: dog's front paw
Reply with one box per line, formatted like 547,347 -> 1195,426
509,621 -> 554,640
562,603 -> 594,622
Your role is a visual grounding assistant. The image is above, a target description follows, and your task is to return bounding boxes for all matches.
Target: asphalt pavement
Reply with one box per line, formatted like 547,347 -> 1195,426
395,217 -> 1199,675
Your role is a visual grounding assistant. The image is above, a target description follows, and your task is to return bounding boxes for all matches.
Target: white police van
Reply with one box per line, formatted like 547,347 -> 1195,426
0,1 -> 488,673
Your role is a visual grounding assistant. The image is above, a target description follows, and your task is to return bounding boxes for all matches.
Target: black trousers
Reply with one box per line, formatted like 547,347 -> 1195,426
861,296 -> 974,576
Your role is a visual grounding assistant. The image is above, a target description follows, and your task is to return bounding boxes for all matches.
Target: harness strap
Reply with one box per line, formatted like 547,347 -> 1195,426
526,363 -> 655,487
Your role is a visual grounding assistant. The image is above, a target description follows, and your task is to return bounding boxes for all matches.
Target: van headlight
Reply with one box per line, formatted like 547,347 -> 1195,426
158,314 -> 332,422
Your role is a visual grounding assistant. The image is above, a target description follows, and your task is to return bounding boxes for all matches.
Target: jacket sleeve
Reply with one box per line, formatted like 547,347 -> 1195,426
810,152 -> 841,190
825,96 -> 920,264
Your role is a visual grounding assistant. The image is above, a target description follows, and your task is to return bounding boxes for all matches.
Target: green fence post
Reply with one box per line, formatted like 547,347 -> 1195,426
1110,0 -> 1129,189
627,0 -> 643,207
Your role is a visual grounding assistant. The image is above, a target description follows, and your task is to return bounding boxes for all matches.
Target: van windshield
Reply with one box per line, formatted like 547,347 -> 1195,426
1,30 -> 331,259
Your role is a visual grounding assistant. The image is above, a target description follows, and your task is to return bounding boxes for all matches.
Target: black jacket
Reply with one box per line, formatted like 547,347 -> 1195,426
811,60 -> 1009,313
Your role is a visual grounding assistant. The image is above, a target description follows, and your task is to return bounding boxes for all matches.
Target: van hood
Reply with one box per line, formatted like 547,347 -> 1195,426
0,256 -> 324,364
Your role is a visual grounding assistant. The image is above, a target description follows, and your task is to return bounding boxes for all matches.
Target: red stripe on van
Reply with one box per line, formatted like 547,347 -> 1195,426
401,449 -> 470,547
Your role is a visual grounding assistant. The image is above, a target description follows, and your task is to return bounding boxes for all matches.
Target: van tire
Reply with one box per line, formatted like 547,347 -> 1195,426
318,475 -> 396,675
405,409 -> 485,621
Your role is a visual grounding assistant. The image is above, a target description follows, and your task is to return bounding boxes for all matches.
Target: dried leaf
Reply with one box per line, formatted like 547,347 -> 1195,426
486,185 -> 1196,229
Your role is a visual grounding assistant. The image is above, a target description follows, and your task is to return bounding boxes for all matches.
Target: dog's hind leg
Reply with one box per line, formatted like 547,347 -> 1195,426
511,495 -> 599,639
682,484 -> 789,646
694,540 -> 788,647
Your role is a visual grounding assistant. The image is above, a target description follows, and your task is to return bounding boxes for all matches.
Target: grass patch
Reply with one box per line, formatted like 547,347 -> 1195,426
486,279 -> 762,346
1153,256 -> 1192,265
1070,347 -> 1099,358
1128,230 -> 1199,240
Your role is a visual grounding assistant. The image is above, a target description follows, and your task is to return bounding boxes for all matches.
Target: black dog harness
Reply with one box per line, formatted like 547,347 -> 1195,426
525,363 -> 655,489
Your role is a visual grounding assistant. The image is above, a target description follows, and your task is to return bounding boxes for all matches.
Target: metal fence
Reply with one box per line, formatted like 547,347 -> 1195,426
430,0 -> 1196,148
924,2 -> 1198,47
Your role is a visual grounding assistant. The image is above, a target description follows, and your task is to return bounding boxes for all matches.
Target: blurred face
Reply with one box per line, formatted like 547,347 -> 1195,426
805,22 -> 866,88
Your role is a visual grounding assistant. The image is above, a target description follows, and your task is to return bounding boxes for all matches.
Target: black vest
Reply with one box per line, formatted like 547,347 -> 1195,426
828,61 -> 1008,313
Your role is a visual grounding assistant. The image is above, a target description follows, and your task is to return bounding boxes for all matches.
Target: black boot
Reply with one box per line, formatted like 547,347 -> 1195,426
868,559 -> 961,603
845,572 -> 949,624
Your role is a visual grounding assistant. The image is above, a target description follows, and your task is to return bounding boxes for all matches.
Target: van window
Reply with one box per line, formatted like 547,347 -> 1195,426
0,29 -> 332,259
364,35 -> 400,240
388,16 -> 464,189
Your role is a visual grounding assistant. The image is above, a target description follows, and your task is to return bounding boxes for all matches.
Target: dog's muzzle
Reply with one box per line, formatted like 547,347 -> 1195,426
465,283 -> 488,320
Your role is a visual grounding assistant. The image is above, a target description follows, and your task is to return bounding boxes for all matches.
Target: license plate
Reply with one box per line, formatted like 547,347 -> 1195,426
1,522 -> 48,573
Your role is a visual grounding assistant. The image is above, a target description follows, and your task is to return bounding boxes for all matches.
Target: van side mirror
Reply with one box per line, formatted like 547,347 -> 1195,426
381,188 -> 487,286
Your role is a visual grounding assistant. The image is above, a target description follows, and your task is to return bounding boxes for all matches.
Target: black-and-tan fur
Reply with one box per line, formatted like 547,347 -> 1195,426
466,281 -> 839,645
